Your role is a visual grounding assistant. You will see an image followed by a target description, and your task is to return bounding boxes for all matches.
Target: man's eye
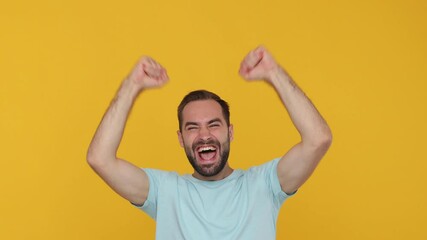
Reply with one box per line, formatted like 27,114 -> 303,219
187,127 -> 197,130
209,124 -> 220,128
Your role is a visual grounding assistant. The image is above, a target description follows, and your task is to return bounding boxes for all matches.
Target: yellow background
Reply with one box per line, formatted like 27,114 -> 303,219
1,0 -> 426,239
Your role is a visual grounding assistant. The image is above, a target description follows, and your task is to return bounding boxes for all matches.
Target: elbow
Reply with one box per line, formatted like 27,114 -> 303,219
86,149 -> 98,168
321,133 -> 332,151
86,147 -> 116,171
305,128 -> 333,152
86,149 -> 105,170
317,128 -> 333,151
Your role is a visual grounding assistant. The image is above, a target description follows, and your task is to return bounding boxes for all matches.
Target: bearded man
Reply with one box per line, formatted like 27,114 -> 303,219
87,46 -> 332,239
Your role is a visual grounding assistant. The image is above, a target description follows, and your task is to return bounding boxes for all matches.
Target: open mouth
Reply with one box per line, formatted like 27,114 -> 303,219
196,145 -> 218,163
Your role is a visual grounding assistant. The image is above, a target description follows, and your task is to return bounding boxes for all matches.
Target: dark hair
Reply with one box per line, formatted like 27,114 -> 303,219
178,90 -> 230,132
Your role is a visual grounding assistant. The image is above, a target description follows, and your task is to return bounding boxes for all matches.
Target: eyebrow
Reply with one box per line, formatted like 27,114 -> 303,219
184,122 -> 199,127
208,118 -> 223,125
184,118 -> 223,127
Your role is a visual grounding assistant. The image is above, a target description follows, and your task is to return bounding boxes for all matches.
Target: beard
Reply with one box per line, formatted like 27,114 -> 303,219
184,136 -> 231,178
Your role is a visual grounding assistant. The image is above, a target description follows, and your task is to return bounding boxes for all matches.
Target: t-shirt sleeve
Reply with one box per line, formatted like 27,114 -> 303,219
257,158 -> 296,207
132,168 -> 170,220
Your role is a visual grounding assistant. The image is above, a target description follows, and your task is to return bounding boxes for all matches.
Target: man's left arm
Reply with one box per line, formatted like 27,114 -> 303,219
239,46 -> 332,195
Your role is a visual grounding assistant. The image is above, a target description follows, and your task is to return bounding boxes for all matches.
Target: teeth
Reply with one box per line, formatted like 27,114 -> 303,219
198,146 -> 216,152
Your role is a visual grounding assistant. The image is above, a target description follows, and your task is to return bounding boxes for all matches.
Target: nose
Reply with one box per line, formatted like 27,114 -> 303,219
198,126 -> 212,141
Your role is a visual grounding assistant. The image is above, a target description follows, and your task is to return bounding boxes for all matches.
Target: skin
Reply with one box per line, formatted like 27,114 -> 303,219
177,100 -> 234,181
87,56 -> 168,205
87,46 -> 332,206
239,46 -> 332,194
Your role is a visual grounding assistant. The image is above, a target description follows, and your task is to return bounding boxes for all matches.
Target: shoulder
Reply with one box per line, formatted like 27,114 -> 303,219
246,158 -> 281,176
142,168 -> 181,184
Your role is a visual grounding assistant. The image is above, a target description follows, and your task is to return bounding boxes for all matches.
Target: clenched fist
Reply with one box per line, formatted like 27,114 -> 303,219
239,46 -> 284,83
126,56 -> 169,91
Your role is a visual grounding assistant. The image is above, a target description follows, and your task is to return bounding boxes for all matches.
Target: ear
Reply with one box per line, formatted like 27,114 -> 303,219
228,124 -> 234,141
177,130 -> 184,147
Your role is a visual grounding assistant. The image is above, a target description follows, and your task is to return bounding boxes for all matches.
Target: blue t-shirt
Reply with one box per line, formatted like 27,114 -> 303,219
135,158 -> 294,240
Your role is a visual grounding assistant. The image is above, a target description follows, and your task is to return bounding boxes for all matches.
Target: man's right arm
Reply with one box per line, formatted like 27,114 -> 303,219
87,56 -> 169,206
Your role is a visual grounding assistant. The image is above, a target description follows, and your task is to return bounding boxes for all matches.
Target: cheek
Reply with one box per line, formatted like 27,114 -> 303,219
182,134 -> 196,147
213,130 -> 230,142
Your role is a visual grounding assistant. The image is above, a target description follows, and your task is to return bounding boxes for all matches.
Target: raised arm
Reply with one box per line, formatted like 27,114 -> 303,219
239,46 -> 332,194
87,56 -> 169,205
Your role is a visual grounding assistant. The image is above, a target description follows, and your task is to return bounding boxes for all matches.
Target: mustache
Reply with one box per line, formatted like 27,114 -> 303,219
192,139 -> 220,151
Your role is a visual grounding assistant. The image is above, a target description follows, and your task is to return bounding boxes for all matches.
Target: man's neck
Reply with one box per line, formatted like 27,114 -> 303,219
192,166 -> 234,181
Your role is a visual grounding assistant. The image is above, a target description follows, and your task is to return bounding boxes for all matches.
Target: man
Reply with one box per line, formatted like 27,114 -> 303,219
87,46 -> 332,239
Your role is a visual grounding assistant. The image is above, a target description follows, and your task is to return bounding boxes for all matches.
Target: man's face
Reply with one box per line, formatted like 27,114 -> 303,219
178,100 -> 233,179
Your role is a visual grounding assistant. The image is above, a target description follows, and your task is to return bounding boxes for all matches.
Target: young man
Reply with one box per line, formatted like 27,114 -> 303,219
87,46 -> 332,239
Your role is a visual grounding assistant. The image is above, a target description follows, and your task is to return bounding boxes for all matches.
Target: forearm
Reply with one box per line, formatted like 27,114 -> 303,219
269,68 -> 332,146
85,56 -> 167,204
87,78 -> 141,166
239,46 -> 331,192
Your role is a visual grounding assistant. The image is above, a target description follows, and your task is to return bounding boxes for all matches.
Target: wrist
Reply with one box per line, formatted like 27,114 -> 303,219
120,77 -> 144,99
267,67 -> 291,87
